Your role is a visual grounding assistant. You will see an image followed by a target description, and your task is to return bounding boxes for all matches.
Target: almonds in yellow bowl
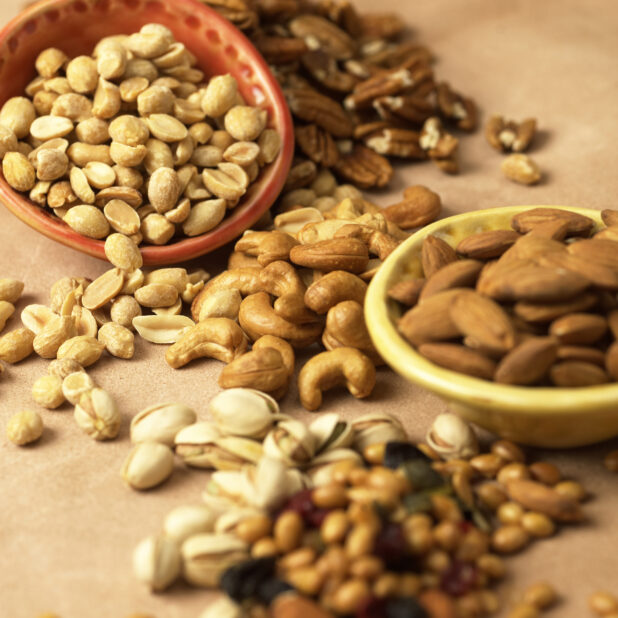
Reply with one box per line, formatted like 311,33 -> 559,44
365,205 -> 618,447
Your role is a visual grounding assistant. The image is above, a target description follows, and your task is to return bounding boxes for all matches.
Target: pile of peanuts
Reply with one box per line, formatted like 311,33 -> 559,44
0,23 -> 280,244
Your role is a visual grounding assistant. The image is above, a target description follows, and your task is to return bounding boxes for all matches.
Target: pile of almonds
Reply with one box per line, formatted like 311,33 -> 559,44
0,23 -> 280,244
202,0 -> 477,192
392,207 -> 618,386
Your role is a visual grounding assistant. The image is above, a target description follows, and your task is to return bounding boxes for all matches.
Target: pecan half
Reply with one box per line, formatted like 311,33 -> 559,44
485,115 -> 537,152
365,128 -> 427,159
419,117 -> 459,173
295,124 -> 340,167
285,88 -> 354,138
254,35 -> 308,64
301,50 -> 358,93
374,94 -> 435,125
334,143 -> 393,189
289,14 -> 357,60
437,81 -> 477,131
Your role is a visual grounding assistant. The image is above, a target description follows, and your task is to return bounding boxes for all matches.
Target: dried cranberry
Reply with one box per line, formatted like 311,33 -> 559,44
356,596 -> 387,618
458,521 -> 474,534
373,523 -> 414,571
257,577 -> 294,604
281,489 -> 330,528
439,560 -> 479,597
385,597 -> 428,618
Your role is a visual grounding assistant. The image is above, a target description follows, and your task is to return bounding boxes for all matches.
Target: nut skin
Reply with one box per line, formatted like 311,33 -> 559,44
298,347 -> 376,411
165,318 -> 248,368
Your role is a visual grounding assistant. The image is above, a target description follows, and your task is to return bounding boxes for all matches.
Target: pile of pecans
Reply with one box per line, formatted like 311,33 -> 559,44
0,23 -> 280,244
392,207 -> 618,386
129,392 -> 587,618
202,0 -> 477,191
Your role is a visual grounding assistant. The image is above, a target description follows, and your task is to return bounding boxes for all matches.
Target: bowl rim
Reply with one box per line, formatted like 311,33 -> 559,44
0,0 -> 295,266
365,204 -> 618,415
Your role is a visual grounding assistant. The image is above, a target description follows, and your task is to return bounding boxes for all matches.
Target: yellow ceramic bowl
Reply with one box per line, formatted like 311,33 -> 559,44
365,205 -> 618,448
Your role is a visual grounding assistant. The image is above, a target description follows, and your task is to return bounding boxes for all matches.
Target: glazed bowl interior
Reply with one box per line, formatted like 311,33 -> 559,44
365,205 -> 618,448
0,0 -> 294,265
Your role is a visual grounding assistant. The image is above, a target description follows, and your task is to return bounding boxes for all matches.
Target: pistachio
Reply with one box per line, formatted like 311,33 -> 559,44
122,442 -> 175,490
426,413 -> 480,461
74,387 -> 120,440
263,417 -> 317,466
351,413 -> 406,451
209,388 -> 279,439
133,534 -> 181,592
6,410 -> 44,445
164,505 -> 217,543
309,413 -> 355,454
130,402 -> 196,446
181,533 -> 249,588
175,422 -> 263,470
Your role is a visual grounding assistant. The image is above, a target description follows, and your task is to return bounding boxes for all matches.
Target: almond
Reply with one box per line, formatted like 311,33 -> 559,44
398,289 -> 462,346
556,345 -> 606,366
420,259 -> 483,300
567,238 -> 618,271
513,292 -> 598,323
605,342 -> 618,380
601,209 -> 618,227
421,234 -> 457,278
478,261 -> 589,303
511,207 -> 594,237
538,251 -> 618,290
418,343 -> 496,380
549,361 -> 609,387
450,290 -> 516,355
549,313 -> 607,345
494,337 -> 558,385
456,230 -> 520,259
387,279 -> 425,307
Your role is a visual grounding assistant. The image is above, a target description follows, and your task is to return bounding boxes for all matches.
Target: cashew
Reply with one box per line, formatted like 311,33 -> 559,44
191,267 -> 262,322
322,301 -> 383,365
298,347 -> 376,411
235,231 -> 299,266
218,346 -> 289,399
289,238 -> 369,274
238,292 -> 323,348
324,197 -> 379,221
252,335 -> 295,378
304,271 -> 367,314
197,288 -> 242,321
165,318 -> 248,368
258,261 -> 305,298
297,219 -> 356,244
334,224 -> 400,261
227,251 -> 260,269
273,293 -> 322,325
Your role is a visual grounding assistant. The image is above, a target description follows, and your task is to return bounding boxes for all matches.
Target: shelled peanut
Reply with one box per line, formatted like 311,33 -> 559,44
391,207 -> 618,386
202,0 -> 477,188
0,23 -> 280,244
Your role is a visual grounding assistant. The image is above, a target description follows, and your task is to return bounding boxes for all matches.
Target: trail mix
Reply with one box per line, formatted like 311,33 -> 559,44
0,23 -> 280,244
392,207 -> 618,386
126,391 -> 587,618
202,0 -> 476,191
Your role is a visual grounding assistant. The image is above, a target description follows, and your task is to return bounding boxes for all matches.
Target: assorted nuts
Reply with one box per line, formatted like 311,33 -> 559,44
394,208 -> 618,386
0,24 -> 280,245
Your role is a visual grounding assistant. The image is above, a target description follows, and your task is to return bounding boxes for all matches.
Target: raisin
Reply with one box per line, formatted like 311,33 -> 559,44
220,557 -> 276,602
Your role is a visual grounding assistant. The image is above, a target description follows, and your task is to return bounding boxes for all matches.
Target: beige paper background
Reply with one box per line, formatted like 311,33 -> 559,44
0,1 -> 617,616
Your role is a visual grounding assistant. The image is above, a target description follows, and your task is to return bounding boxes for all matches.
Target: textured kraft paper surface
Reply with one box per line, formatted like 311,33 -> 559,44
0,1 -> 617,617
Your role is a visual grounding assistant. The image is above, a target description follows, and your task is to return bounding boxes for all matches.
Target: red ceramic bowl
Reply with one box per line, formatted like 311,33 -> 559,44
0,0 -> 294,265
